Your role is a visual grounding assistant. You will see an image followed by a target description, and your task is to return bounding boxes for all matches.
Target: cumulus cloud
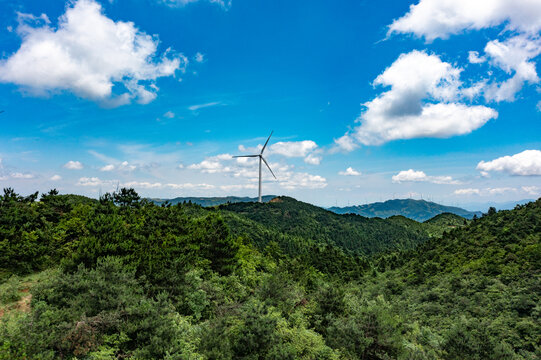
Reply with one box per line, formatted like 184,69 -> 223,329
270,140 -> 318,157
338,167 -> 361,176
388,0 -> 541,41
335,51 -> 497,149
188,154 -> 233,173
188,153 -> 327,189
522,185 -> 540,195
486,187 -> 517,195
454,188 -> 481,195
468,51 -> 486,64
164,111 -> 175,118
392,169 -> 461,184
482,35 -> 541,102
100,161 -> 136,172
238,140 -> 322,165
279,172 -> 327,190
477,149 -> 541,175
50,174 -> 62,181
454,187 -> 517,196
10,172 -> 35,179
77,177 -> 108,186
0,0 -> 184,106
387,0 -> 541,106
100,164 -> 115,172
64,160 -> 83,170
304,153 -> 322,165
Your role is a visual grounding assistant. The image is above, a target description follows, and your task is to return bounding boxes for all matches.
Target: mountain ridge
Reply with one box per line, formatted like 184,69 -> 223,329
329,198 -> 482,222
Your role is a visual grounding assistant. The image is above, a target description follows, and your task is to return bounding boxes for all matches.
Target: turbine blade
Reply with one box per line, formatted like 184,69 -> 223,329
261,156 -> 276,179
260,130 -> 273,154
232,155 -> 259,158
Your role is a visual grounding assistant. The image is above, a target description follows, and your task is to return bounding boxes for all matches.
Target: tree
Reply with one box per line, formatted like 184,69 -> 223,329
113,188 -> 140,208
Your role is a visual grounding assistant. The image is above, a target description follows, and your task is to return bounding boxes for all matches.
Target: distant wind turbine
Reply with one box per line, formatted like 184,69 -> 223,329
233,131 -> 276,203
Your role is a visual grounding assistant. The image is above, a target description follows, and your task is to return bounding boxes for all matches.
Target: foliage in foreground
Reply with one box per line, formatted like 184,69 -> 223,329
0,188 -> 539,359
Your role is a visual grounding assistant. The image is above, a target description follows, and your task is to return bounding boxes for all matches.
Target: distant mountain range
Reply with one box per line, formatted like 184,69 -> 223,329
328,198 -> 482,222
150,195 -> 277,207
150,196 -> 483,221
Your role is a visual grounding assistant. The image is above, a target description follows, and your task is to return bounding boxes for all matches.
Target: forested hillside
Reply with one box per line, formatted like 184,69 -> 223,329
218,196 -> 429,256
0,188 -> 539,359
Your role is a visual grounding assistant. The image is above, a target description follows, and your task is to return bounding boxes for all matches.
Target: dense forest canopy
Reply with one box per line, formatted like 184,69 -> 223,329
0,188 -> 539,359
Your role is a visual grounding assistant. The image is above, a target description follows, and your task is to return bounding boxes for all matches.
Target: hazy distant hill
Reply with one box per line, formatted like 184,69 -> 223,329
151,195 -> 276,207
329,198 -> 481,222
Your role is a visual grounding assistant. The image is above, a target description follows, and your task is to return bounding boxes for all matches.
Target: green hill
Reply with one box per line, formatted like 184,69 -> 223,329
329,198 -> 481,221
364,199 -> 541,358
218,196 -> 429,256
1,188 -> 539,359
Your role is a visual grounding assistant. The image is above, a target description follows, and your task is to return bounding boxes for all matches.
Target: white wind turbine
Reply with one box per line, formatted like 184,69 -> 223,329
233,131 -> 276,203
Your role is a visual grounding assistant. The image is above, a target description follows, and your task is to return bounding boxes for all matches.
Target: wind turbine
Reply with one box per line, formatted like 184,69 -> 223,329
233,131 -> 276,203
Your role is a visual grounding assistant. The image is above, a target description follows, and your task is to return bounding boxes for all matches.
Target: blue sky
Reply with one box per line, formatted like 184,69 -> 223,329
0,0 -> 540,208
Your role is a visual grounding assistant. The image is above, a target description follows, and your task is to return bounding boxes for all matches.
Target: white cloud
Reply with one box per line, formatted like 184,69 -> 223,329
10,172 -> 35,179
468,51 -> 486,64
194,52 -> 204,63
188,101 -> 222,111
123,181 -> 162,189
304,153 -> 322,165
454,188 -> 481,195
477,150 -> 541,176
100,164 -> 115,172
99,161 -> 136,172
522,185 -> 540,195
332,134 -> 358,152
188,154 -> 233,173
188,152 -> 327,190
392,169 -> 461,184
279,172 -> 327,190
0,0 -> 184,106
482,35 -> 541,102
486,187 -> 517,195
119,161 -> 137,171
164,111 -> 175,118
50,174 -> 62,181
338,167 -> 361,176
77,177 -> 109,186
454,187 -> 517,196
270,140 -> 318,157
64,160 -> 83,170
387,0 -> 541,105
336,51 -> 497,149
388,0 -> 541,41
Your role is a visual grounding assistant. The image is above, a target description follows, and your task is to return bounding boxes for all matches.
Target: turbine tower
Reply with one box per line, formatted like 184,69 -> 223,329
233,131 -> 276,203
